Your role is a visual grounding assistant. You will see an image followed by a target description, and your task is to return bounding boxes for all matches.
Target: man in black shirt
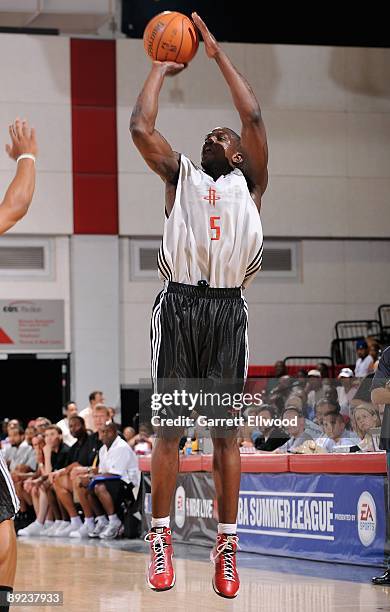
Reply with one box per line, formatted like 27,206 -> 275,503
51,416 -> 102,537
252,405 -> 289,452
370,347 -> 390,585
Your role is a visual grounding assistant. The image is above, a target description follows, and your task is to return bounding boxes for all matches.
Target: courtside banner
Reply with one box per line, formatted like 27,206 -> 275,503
238,473 -> 386,566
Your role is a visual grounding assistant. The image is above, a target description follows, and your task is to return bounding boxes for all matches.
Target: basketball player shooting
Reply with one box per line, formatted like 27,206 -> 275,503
0,119 -> 37,612
130,13 -> 268,599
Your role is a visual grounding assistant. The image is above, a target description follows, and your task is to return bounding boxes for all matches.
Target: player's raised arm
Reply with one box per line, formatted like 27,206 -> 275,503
130,61 -> 185,185
192,13 -> 268,195
0,119 -> 37,235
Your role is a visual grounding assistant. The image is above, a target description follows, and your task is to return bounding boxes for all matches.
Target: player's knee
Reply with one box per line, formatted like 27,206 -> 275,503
94,483 -> 106,495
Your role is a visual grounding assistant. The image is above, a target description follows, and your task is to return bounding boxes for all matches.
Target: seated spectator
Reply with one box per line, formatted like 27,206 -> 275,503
34,417 -> 52,435
368,340 -> 381,371
351,404 -> 381,451
129,424 -> 153,455
56,401 -> 78,447
351,365 -> 377,410
123,426 -> 136,444
274,407 -> 313,453
24,426 -> 37,446
50,415 -> 102,537
18,426 -> 70,537
266,360 -> 287,394
82,421 -> 140,539
4,425 -> 36,473
79,390 -> 105,432
295,369 -> 308,389
337,368 -> 358,417
251,405 -> 289,452
313,399 -> 339,428
305,370 -> 325,416
12,434 -> 45,531
316,413 -> 358,452
355,340 -> 374,378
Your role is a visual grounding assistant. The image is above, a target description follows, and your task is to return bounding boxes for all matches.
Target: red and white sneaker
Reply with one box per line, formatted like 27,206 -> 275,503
144,527 -> 175,591
210,534 -> 240,598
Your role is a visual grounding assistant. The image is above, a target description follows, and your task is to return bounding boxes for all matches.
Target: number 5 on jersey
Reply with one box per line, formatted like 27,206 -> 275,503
210,216 -> 221,241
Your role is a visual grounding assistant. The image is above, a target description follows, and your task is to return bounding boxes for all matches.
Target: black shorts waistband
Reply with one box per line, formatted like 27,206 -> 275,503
166,281 -> 242,299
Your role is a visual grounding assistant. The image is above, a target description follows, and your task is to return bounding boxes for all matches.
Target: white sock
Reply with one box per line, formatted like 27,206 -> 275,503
108,513 -> 120,524
151,516 -> 170,529
217,523 -> 237,535
70,516 -> 82,527
85,517 -> 95,528
45,520 -> 54,527
35,520 -> 44,527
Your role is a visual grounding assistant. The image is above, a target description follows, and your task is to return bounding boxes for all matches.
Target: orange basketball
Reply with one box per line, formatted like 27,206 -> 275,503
143,11 -> 199,64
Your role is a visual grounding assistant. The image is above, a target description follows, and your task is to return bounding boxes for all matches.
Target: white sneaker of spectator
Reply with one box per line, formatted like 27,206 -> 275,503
70,521 -> 95,539
45,520 -> 66,536
59,517 -> 83,537
18,520 -> 45,537
88,516 -> 109,538
43,520 -> 54,532
99,517 -> 122,540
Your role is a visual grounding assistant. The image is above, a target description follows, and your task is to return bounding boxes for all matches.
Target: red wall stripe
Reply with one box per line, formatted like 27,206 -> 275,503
71,39 -> 118,235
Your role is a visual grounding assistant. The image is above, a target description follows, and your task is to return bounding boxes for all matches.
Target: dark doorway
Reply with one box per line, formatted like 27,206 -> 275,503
0,354 -> 70,427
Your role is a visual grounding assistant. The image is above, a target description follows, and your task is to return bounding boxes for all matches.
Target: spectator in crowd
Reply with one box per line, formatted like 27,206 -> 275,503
274,407 -> 313,453
251,405 -> 289,452
368,340 -> 381,370
266,360 -> 287,394
316,413 -> 357,452
24,426 -> 37,446
107,407 -> 116,421
129,424 -> 153,455
295,369 -> 308,389
355,340 -> 374,378
351,363 -> 378,410
12,434 -> 45,531
337,368 -> 358,417
371,346 -> 390,585
305,370 -> 325,415
0,418 -> 10,441
34,417 -> 52,434
82,422 -> 140,539
313,399 -> 339,428
351,404 -> 380,451
123,427 -> 136,444
4,425 -> 36,473
269,375 -> 293,415
18,426 -> 70,536
51,415 -> 102,537
56,401 -> 78,447
79,391 -> 105,432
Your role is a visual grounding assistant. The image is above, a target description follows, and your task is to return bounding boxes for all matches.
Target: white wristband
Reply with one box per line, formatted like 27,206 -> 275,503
16,154 -> 36,163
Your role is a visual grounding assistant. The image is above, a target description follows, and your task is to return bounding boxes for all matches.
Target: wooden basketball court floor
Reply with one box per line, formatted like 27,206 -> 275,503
14,537 -> 390,612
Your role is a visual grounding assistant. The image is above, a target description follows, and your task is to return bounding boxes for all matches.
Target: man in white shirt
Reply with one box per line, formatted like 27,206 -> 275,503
86,422 -> 139,540
56,401 -> 78,447
4,426 -> 36,472
274,408 -> 313,453
79,390 -> 105,432
305,370 -> 325,416
355,340 -> 374,378
337,368 -> 358,417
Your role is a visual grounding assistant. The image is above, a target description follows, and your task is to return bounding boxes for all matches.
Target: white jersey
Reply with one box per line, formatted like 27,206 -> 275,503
158,155 -> 263,289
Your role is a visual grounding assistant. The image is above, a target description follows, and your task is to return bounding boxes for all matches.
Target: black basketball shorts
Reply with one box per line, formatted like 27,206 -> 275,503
0,456 -> 19,523
150,281 -> 249,429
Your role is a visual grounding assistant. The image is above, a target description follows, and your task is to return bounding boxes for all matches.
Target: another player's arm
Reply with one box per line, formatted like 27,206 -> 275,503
0,119 -> 37,235
130,62 -> 184,185
193,13 -> 268,196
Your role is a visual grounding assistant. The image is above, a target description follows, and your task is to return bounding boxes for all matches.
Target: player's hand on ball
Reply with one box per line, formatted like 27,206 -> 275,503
191,12 -> 220,58
5,118 -> 37,161
153,60 -> 186,77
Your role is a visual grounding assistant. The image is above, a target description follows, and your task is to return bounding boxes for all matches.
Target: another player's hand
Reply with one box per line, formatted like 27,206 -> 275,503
153,60 -> 186,77
191,13 -> 220,59
5,118 -> 37,161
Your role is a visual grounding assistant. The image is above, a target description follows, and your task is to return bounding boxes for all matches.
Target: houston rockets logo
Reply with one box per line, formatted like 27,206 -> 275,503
203,188 -> 220,207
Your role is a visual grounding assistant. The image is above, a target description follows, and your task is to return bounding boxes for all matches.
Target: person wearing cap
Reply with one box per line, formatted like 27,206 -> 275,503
337,368 -> 358,417
355,340 -> 374,378
370,347 -> 390,585
305,370 -> 324,416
